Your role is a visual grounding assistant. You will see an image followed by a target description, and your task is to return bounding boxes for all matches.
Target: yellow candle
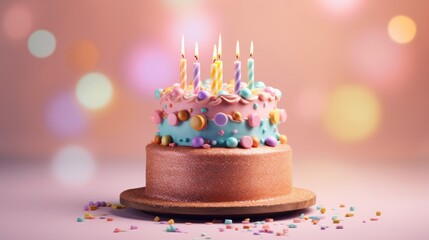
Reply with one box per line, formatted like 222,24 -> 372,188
180,35 -> 187,90
216,34 -> 223,93
210,45 -> 218,94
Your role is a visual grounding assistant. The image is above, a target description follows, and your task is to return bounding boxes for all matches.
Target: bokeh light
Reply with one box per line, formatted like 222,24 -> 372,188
51,145 -> 96,186
45,91 -> 88,138
297,86 -> 327,121
317,0 -> 363,18
323,85 -> 381,142
349,29 -> 412,93
28,29 -> 56,58
76,72 -> 113,110
388,15 -> 417,44
67,40 -> 99,72
3,5 -> 33,39
125,43 -> 176,96
163,0 -> 204,11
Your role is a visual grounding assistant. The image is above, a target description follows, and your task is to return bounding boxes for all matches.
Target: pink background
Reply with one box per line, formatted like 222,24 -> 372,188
1,0 -> 428,239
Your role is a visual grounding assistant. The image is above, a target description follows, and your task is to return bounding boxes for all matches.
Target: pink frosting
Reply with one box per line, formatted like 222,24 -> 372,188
159,91 -> 279,120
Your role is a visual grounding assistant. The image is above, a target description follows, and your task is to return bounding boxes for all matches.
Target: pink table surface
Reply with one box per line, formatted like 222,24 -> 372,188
2,157 -> 428,240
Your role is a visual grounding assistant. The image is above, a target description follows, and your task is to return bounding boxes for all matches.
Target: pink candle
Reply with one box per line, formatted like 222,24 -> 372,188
234,41 -> 241,95
193,42 -> 200,94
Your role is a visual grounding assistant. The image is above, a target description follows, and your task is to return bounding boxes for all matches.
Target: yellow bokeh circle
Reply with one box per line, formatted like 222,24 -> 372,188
388,15 -> 417,44
323,85 -> 381,142
76,72 -> 113,110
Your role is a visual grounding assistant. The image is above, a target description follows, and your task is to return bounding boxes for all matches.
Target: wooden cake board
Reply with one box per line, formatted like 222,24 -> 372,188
120,187 -> 316,216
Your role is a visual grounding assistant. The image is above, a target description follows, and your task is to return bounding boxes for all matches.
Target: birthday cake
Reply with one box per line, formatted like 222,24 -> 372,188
120,38 -> 315,215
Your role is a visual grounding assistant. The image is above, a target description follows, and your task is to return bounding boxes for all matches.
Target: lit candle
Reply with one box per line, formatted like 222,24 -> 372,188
180,35 -> 187,90
216,34 -> 223,93
193,42 -> 200,94
234,41 -> 241,95
247,41 -> 254,90
210,45 -> 218,94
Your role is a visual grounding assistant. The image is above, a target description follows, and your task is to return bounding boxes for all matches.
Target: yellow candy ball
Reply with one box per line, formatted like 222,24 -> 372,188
269,109 -> 280,124
232,112 -> 242,121
190,114 -> 207,131
154,135 -> 162,144
167,219 -> 175,225
251,136 -> 260,148
161,135 -> 172,146
279,135 -> 288,144
177,110 -> 190,121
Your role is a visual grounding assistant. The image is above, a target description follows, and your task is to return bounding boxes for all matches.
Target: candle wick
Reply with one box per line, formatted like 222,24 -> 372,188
250,53 -> 253,58
195,55 -> 198,61
182,54 -> 185,58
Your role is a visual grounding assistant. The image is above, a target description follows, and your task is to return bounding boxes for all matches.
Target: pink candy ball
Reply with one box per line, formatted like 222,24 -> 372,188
171,86 -> 184,98
167,113 -> 179,126
240,136 -> 253,149
248,113 -> 261,128
264,86 -> 274,94
151,110 -> 162,124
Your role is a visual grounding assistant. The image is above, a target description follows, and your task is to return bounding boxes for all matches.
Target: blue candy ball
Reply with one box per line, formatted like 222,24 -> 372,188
239,88 -> 252,99
255,81 -> 266,89
226,137 -> 238,148
154,88 -> 163,100
217,90 -> 229,96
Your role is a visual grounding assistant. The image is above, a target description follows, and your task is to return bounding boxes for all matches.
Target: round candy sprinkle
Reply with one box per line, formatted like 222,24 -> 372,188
253,103 -> 258,110
240,136 -> 253,149
265,136 -> 277,147
255,81 -> 266,89
252,136 -> 260,147
217,90 -> 229,96
239,88 -> 252,99
177,110 -> 190,121
167,113 -> 179,126
151,110 -> 163,124
226,137 -> 238,148
211,140 -> 217,145
154,135 -> 162,144
190,114 -> 207,131
264,86 -> 274,94
218,130 -> 225,136
279,134 -> 288,144
197,90 -> 210,100
192,136 -> 205,148
248,113 -> 261,128
154,88 -> 163,100
232,112 -> 242,121
214,112 -> 228,126
232,129 -> 238,134
77,217 -> 84,222
161,135 -> 172,146
269,109 -> 280,124
279,109 -> 287,122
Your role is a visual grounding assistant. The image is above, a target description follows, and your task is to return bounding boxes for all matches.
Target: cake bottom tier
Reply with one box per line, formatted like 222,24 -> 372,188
145,143 -> 293,202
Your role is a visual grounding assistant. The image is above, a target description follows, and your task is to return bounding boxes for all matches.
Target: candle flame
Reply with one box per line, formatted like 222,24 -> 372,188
217,34 -> 222,59
250,41 -> 254,58
194,42 -> 199,60
212,44 -> 217,63
236,40 -> 240,59
181,35 -> 185,58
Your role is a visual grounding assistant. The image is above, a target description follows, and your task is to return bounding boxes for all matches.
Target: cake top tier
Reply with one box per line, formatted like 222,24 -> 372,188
150,37 -> 288,148
151,80 -> 288,149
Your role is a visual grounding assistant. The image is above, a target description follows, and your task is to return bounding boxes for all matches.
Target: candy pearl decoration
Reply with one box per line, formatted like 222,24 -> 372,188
279,134 -> 288,144
167,113 -> 179,126
151,110 -> 162,124
177,110 -> 190,121
161,135 -> 172,146
154,88 -> 163,100
274,88 -> 282,99
226,137 -> 238,148
251,136 -> 260,147
154,135 -> 162,144
214,112 -> 228,126
239,88 -> 252,99
264,86 -> 274,94
232,112 -> 242,121
192,136 -> 205,148
248,113 -> 261,128
269,109 -> 280,124
190,114 -> 207,131
197,90 -> 210,100
240,136 -> 253,149
217,90 -> 229,96
265,136 -> 277,147
255,81 -> 266,89
171,86 -> 184,98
